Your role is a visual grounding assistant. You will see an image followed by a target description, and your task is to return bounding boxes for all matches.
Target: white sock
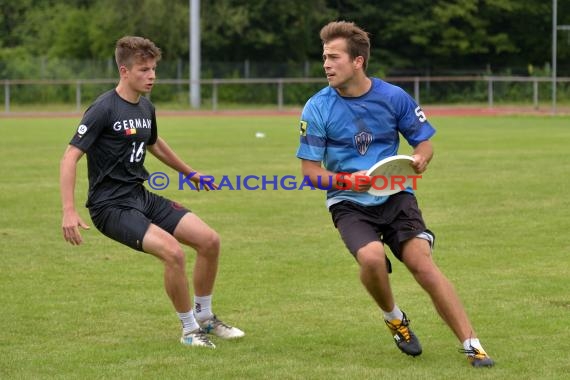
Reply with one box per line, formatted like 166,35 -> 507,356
177,310 -> 200,334
463,338 -> 485,353
383,305 -> 404,321
194,295 -> 213,322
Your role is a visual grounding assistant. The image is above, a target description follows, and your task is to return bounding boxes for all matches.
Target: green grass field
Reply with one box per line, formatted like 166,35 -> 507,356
0,113 -> 569,379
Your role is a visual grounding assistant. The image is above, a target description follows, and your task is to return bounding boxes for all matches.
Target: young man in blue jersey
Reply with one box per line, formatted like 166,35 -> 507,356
296,21 -> 494,367
60,36 -> 244,348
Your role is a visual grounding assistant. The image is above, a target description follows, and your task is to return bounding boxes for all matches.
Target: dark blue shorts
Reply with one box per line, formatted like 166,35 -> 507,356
329,192 -> 434,261
89,187 -> 190,252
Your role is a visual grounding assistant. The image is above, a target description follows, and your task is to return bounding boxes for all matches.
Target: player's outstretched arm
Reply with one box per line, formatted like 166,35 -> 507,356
148,137 -> 217,190
60,145 -> 90,245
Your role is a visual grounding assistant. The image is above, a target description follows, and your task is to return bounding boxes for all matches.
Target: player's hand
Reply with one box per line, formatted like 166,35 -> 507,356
410,155 -> 428,174
62,209 -> 90,245
350,170 -> 372,192
191,172 -> 218,191
337,170 -> 371,192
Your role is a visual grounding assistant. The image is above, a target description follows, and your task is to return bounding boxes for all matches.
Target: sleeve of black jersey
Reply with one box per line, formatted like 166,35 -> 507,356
69,103 -> 109,152
148,107 -> 158,145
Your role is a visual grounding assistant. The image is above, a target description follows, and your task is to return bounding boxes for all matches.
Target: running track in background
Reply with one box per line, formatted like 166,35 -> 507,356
1,105 -> 568,119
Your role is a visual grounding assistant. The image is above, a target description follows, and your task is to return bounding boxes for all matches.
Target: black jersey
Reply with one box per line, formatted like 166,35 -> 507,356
70,89 -> 158,208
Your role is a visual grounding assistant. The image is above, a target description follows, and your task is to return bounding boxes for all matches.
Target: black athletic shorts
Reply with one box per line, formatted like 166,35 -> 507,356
329,192 -> 434,262
89,186 -> 190,252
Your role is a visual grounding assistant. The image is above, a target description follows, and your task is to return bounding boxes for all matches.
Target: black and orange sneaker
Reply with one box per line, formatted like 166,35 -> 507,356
384,312 -> 422,357
460,345 -> 495,368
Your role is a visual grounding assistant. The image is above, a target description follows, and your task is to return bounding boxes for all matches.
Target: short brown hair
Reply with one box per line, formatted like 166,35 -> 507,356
320,21 -> 370,71
115,36 -> 162,69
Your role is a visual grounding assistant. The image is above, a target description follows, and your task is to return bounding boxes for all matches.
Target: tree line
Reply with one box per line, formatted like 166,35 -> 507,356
1,0 -> 569,79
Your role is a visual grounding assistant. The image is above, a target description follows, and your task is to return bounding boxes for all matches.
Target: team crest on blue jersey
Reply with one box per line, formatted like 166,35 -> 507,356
354,131 -> 373,155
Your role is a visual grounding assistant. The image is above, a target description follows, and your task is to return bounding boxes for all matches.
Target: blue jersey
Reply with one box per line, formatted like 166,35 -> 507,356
296,78 -> 436,208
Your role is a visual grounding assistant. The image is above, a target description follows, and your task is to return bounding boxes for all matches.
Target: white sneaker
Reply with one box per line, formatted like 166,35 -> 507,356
199,314 -> 245,339
180,328 -> 216,348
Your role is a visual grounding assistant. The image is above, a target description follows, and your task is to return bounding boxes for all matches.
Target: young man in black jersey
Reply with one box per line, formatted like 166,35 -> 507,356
60,36 -> 243,348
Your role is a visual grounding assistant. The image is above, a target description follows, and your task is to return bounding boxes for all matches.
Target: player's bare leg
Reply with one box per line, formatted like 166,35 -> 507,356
401,238 -> 474,341
357,241 -> 422,356
174,213 -> 244,340
401,238 -> 494,366
173,213 -> 220,296
143,224 -> 193,312
356,241 -> 394,311
143,222 -> 215,347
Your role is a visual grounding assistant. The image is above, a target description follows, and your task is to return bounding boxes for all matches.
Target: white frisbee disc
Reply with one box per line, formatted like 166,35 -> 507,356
365,155 -> 416,196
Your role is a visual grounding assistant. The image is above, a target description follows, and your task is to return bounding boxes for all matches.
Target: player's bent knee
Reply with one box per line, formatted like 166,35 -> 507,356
405,258 -> 442,284
162,246 -> 186,268
199,231 -> 220,255
356,243 -> 386,269
150,237 -> 186,266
